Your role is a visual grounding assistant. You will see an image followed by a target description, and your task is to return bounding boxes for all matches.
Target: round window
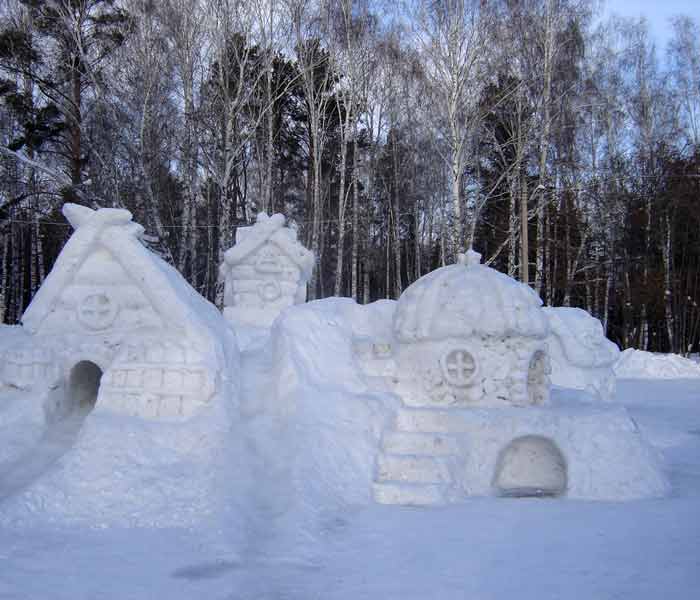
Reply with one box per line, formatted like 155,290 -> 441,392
258,280 -> 281,302
440,348 -> 477,387
77,293 -> 118,330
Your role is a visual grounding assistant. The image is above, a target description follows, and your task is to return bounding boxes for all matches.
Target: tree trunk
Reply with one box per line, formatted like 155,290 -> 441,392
662,212 -> 675,352
520,172 -> 529,284
70,64 -> 82,193
351,131 -> 360,301
333,116 -> 349,296
508,174 -> 518,277
535,0 -> 554,297
392,138 -> 402,297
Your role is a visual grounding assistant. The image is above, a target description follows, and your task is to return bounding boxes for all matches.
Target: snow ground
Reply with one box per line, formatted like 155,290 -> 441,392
1,378 -> 699,599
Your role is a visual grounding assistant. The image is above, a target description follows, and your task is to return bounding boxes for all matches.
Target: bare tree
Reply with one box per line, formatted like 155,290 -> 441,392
414,0 -> 487,254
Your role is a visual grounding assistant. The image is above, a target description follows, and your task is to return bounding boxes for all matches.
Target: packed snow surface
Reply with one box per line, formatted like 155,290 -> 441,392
1,379 -> 698,599
615,348 -> 700,379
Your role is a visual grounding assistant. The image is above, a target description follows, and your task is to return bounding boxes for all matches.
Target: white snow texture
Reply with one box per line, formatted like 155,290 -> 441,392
0,207 -> 676,530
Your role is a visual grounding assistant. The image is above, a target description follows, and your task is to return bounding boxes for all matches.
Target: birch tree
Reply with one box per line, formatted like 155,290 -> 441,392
414,0 -> 487,254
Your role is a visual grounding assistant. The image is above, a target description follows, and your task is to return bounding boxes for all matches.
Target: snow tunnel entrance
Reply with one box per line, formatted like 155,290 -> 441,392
68,360 -> 102,414
494,436 -> 567,498
527,350 -> 548,405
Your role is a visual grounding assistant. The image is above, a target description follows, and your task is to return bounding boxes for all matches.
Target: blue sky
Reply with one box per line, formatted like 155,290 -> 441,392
604,0 -> 700,49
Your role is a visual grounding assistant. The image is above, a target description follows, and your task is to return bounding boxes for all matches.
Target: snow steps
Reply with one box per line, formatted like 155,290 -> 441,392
376,454 -> 451,484
372,482 -> 446,506
382,431 -> 461,456
373,409 -> 464,506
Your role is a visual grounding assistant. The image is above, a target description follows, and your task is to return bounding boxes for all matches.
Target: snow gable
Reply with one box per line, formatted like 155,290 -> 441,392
222,212 -> 314,277
22,204 -> 220,358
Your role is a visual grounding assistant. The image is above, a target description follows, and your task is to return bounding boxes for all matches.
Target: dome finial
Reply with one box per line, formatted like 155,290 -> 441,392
458,248 -> 482,267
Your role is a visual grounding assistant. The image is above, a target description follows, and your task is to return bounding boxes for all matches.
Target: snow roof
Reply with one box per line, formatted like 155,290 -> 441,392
22,204 -> 230,361
222,212 -> 314,279
394,250 -> 549,342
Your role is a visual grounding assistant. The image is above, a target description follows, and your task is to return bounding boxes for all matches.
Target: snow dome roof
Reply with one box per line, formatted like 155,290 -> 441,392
393,249 -> 549,343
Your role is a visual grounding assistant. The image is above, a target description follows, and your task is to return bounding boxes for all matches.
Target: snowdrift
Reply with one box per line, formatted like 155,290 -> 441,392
615,349 -> 700,379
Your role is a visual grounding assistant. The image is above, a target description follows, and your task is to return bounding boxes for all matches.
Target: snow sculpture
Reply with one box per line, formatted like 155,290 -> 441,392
367,251 -> 668,506
11,203 -> 238,420
220,212 -> 314,328
392,249 -> 551,407
544,307 -> 620,401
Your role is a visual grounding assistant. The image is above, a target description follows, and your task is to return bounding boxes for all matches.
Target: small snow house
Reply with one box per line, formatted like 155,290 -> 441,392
544,307 -> 620,401
368,250 -> 667,505
220,212 -> 314,327
392,249 -> 551,408
11,203 -> 237,420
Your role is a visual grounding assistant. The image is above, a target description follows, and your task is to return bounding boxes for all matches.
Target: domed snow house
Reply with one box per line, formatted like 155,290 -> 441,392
392,249 -> 551,408
371,250 -> 669,506
543,306 -> 620,401
220,212 -> 314,328
11,203 -> 238,420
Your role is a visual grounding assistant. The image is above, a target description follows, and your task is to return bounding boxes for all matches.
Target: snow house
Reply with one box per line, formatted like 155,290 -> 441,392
371,250 -> 668,505
220,212 -> 314,328
14,203 -> 237,420
392,249 -> 551,409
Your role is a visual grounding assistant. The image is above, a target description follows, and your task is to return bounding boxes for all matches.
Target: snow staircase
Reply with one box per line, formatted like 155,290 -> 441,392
373,408 -> 462,506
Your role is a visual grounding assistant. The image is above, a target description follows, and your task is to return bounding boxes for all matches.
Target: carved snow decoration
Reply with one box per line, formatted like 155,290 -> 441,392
220,212 -> 314,328
543,307 -> 620,401
371,250 -> 667,506
441,348 -> 478,387
10,203 -> 239,420
77,292 -> 118,330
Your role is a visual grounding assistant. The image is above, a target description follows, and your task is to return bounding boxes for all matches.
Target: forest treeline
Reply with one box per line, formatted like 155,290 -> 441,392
0,0 -> 698,355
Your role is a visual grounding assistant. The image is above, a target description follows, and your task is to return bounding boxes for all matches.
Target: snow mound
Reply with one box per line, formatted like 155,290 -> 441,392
265,298 -> 394,501
615,349 -> 700,379
0,396 -> 243,529
544,307 -> 619,401
232,298 -> 396,560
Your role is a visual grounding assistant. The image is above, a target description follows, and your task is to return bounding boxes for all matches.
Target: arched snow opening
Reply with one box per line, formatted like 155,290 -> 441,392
494,435 -> 567,498
527,350 -> 548,405
68,360 -> 102,414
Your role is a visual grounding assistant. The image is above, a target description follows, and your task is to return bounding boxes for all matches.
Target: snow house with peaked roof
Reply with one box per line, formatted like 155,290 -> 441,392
15,203 -> 238,420
220,212 -> 314,328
